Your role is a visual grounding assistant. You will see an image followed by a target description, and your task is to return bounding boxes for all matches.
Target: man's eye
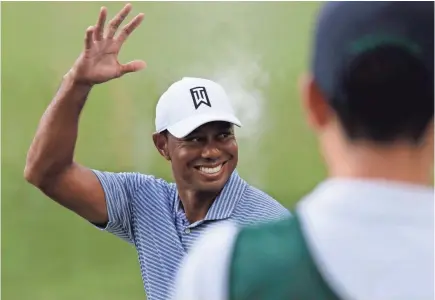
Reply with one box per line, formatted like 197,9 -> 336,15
186,137 -> 201,142
219,132 -> 231,139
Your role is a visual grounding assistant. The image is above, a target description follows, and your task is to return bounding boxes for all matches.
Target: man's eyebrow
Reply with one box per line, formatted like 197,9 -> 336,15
183,131 -> 202,140
187,130 -> 201,136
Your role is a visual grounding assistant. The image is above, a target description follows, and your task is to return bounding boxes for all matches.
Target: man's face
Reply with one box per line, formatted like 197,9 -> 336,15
161,121 -> 238,194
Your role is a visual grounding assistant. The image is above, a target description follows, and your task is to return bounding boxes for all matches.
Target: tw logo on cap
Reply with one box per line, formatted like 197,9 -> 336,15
190,87 -> 211,109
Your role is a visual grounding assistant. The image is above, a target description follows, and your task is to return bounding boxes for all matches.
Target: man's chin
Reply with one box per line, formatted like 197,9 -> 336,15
193,172 -> 231,193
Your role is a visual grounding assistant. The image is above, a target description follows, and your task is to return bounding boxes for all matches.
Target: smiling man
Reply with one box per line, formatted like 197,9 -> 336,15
23,4 -> 290,300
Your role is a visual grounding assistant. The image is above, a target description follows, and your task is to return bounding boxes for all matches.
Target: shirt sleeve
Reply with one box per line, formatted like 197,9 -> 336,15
171,222 -> 240,300
91,170 -> 165,244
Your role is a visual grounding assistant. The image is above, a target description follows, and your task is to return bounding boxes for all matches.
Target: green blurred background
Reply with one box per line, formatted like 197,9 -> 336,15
2,2 -> 325,299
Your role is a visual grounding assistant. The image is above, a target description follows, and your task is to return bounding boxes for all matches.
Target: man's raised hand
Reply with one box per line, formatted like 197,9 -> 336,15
68,3 -> 146,86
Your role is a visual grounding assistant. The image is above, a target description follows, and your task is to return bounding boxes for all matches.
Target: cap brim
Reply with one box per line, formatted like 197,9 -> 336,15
167,113 -> 242,138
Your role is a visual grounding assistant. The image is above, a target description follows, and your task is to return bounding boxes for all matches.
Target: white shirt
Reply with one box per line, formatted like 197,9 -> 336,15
172,178 -> 434,300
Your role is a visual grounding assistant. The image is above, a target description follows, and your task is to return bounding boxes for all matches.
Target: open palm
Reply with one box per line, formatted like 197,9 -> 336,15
70,4 -> 146,86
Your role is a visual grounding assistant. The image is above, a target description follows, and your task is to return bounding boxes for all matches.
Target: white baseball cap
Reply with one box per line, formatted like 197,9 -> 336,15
155,77 -> 242,138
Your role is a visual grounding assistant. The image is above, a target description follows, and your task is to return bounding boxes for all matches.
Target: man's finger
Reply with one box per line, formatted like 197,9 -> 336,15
106,3 -> 132,39
116,13 -> 145,45
94,7 -> 107,41
120,60 -> 147,75
85,26 -> 95,50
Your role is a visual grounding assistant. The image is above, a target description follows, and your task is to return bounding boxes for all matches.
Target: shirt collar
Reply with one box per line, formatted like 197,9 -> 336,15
174,170 -> 247,222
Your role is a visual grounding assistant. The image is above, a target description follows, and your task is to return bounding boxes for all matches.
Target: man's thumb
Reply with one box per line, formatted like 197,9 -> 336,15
120,60 -> 147,75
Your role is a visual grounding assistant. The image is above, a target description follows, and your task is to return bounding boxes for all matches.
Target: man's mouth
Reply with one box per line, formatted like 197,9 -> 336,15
195,162 -> 227,175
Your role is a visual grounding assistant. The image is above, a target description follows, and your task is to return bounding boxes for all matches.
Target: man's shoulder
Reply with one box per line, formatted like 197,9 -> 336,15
92,169 -> 175,197
127,172 -> 177,199
240,184 -> 291,216
244,184 -> 281,203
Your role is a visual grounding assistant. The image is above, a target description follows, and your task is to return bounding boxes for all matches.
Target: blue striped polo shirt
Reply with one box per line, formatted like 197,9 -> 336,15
92,169 -> 290,300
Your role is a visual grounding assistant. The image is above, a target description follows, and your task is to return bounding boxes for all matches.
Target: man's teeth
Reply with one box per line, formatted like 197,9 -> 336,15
199,164 -> 222,174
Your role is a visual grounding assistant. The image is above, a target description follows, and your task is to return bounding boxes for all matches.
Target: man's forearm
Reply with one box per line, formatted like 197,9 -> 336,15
24,73 -> 92,185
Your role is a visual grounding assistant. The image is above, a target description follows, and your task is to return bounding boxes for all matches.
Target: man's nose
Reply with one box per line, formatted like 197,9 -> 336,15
201,140 -> 221,160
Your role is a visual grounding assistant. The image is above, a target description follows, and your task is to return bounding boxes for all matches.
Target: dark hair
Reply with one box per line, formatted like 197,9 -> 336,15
329,45 -> 434,144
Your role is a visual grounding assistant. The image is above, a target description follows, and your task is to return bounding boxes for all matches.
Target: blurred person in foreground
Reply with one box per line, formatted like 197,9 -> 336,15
173,2 -> 434,300
24,4 -> 289,300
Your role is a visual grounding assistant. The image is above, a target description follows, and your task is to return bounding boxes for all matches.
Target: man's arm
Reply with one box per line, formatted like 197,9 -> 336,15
172,222 -> 240,300
24,4 -> 146,225
24,75 -> 108,223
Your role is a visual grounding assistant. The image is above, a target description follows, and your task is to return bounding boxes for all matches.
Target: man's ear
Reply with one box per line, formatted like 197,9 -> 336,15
298,73 -> 332,131
152,132 -> 171,161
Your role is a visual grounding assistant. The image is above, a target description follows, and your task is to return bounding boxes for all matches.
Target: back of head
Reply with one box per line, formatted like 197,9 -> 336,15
312,2 -> 434,145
